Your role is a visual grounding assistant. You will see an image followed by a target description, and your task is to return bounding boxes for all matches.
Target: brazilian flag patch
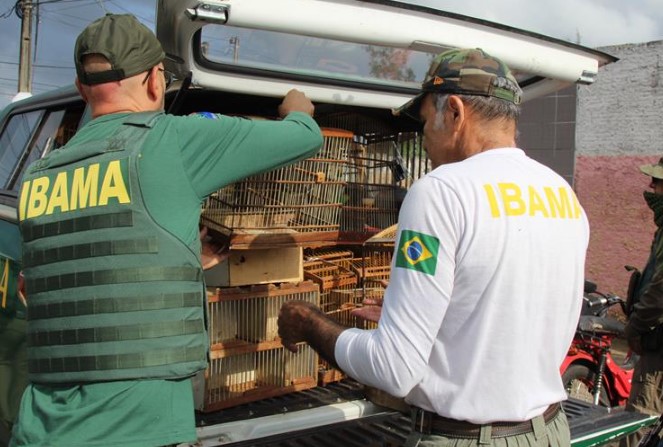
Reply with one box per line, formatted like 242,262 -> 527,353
395,230 -> 440,275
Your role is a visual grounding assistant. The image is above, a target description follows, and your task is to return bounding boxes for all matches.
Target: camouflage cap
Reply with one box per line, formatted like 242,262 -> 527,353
639,157 -> 663,180
75,14 -> 165,85
394,48 -> 522,119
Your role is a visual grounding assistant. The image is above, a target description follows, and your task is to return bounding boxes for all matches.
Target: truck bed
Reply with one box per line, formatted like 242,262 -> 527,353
189,381 -> 656,447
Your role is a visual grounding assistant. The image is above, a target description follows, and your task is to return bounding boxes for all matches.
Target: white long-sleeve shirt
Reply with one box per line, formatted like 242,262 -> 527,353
335,148 -> 588,424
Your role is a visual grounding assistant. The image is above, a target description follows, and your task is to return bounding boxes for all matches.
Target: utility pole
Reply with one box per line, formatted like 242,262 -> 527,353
17,0 -> 34,94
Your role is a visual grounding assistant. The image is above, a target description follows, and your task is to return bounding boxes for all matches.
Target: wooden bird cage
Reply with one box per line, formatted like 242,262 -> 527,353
303,249 -> 357,311
201,128 -> 355,249
203,282 -> 320,412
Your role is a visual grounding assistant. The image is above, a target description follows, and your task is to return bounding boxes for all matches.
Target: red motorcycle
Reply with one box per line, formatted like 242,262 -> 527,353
560,281 -> 635,407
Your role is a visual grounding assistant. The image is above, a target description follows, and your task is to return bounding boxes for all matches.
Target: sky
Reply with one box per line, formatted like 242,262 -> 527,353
0,0 -> 662,109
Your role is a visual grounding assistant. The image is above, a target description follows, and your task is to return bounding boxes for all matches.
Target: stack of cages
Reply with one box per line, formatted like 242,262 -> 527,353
303,248 -> 364,384
352,224 -> 400,325
197,113 -> 429,408
204,282 -> 320,411
198,128 -> 358,412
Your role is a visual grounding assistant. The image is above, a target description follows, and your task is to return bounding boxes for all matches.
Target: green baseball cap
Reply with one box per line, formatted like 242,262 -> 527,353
75,14 -> 165,85
394,48 -> 522,119
639,157 -> 663,180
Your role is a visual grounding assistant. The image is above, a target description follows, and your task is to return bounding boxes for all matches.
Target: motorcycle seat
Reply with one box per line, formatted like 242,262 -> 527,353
577,316 -> 625,336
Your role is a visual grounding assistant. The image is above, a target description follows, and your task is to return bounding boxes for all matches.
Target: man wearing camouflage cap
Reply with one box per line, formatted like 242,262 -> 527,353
620,157 -> 663,447
278,48 -> 588,446
10,13 -> 322,447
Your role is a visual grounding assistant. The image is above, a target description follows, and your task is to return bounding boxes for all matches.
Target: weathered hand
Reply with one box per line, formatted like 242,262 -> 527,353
278,300 -> 318,353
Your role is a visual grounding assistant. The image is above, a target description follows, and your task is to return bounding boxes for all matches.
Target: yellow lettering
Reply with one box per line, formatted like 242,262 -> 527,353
572,193 -> 582,219
544,187 -> 572,219
528,186 -> 550,217
483,184 -> 501,217
70,164 -> 99,209
0,258 -> 8,309
98,160 -> 129,205
26,176 -> 50,218
499,183 -> 526,216
45,171 -> 70,215
19,180 -> 30,221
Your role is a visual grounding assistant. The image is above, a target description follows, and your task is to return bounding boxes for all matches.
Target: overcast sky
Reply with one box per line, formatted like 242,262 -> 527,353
0,0 -> 662,109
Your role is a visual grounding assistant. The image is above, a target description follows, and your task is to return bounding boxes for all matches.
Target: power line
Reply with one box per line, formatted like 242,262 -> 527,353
0,75 -> 62,88
107,0 -> 153,25
0,59 -> 74,69
38,8 -> 94,28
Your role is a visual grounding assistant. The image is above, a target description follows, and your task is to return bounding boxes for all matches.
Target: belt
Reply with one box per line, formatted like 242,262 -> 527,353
411,403 -> 562,438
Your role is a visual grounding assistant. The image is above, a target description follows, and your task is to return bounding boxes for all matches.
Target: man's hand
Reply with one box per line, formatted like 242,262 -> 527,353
351,305 -> 383,323
278,300 -> 317,353
278,89 -> 314,118
351,280 -> 388,323
199,226 -> 229,270
278,300 -> 345,368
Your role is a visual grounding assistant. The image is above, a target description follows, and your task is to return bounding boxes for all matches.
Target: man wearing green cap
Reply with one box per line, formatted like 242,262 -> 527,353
10,13 -> 323,447
620,157 -> 663,447
278,48 -> 588,446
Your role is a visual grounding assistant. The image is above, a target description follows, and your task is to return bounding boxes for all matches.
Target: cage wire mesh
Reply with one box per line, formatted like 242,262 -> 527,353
201,128 -> 354,238
204,282 -> 320,411
339,132 -> 427,240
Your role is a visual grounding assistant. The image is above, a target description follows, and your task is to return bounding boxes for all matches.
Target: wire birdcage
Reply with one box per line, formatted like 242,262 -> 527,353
203,282 -> 320,411
339,133 -> 425,242
201,129 -> 354,247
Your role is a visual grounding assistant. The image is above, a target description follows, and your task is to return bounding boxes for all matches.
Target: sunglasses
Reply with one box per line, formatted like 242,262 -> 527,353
142,67 -> 175,89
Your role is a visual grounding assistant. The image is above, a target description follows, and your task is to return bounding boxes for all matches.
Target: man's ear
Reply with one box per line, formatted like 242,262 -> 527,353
146,66 -> 161,101
75,78 -> 89,103
446,95 -> 465,131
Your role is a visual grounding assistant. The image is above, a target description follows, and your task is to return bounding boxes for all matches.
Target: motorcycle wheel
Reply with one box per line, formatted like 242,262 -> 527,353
562,363 -> 611,407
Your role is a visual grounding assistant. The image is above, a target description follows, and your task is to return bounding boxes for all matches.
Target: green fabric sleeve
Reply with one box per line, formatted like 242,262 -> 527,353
137,111 -> 322,247
175,111 -> 323,198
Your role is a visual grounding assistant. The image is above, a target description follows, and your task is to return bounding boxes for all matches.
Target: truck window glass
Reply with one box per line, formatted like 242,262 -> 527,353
200,25 -> 437,87
0,107 -> 84,190
0,110 -> 43,189
7,105 -> 85,191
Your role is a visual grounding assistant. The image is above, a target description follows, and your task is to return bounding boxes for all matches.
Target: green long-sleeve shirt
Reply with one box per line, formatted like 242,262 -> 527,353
11,110 -> 323,447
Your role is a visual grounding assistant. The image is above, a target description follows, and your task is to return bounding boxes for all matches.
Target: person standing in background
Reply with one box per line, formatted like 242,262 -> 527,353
620,157 -> 663,447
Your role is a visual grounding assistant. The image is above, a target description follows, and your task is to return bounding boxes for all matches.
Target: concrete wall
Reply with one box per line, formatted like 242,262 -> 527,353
574,40 -> 663,297
519,86 -> 577,185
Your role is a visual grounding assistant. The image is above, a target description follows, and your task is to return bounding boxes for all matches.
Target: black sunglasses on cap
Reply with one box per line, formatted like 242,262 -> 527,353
142,67 -> 175,89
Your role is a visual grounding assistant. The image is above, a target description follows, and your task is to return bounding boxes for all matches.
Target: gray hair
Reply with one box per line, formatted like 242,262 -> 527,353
432,93 -> 521,125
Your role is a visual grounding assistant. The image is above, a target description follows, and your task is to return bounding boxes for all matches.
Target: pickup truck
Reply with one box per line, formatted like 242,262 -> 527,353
0,1 -> 656,446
